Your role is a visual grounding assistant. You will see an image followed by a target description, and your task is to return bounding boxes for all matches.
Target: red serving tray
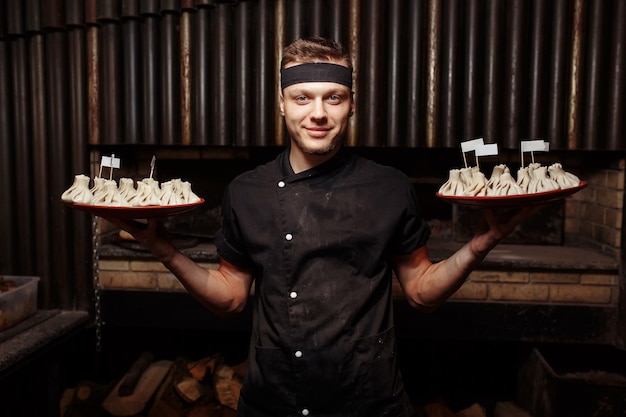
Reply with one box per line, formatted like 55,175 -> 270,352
63,198 -> 205,219
436,181 -> 587,209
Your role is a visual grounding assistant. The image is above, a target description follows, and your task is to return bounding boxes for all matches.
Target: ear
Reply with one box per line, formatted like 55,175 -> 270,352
349,93 -> 355,117
279,91 -> 285,116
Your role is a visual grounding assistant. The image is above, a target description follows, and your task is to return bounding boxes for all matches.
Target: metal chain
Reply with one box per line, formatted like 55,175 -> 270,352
92,215 -> 102,352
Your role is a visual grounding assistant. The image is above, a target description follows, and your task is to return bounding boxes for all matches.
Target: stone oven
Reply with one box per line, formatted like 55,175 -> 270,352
89,147 -> 625,416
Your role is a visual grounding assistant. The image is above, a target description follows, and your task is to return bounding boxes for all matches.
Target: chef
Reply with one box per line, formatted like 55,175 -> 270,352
107,36 -> 541,417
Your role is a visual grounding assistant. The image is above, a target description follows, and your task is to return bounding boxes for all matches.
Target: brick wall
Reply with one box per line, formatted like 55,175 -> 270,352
98,259 -> 218,292
450,270 -> 618,306
564,159 -> 625,257
100,258 -> 619,307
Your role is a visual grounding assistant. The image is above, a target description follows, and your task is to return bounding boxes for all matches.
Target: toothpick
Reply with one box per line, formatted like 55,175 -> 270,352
150,155 -> 156,179
474,143 -> 499,171
521,139 -> 548,167
460,138 -> 484,169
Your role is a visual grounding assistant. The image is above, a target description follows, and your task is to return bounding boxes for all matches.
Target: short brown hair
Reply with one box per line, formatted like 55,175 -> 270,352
281,37 -> 352,70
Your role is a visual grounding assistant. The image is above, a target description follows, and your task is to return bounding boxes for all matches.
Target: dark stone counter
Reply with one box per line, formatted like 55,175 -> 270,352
100,238 -> 618,272
100,241 -> 220,263
0,309 -> 90,377
427,239 -> 618,272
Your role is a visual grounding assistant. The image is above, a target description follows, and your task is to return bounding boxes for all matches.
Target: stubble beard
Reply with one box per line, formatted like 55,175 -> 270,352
292,134 -> 343,155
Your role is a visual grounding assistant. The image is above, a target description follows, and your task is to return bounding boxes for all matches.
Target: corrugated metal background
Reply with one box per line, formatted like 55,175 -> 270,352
0,0 -> 624,309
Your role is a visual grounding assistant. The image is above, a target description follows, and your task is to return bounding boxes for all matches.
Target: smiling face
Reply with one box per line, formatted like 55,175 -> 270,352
279,61 -> 354,172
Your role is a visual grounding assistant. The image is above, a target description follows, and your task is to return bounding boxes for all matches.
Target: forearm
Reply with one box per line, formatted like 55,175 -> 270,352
149,240 -> 250,315
420,243 -> 484,308
399,208 -> 539,311
398,234 -> 499,311
104,218 -> 251,315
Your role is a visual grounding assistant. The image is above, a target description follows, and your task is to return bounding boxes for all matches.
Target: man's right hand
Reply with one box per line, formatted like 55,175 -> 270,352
103,217 -> 173,261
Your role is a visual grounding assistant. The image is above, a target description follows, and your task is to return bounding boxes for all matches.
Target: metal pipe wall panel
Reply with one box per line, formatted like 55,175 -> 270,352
502,0 -> 526,149
45,31 -> 73,308
160,10 -> 181,145
526,0 -> 550,139
10,37 -> 34,274
568,0 -> 584,149
100,22 -> 122,144
440,0 -> 461,148
1,0 -> 626,309
0,41 -> 15,273
140,10 -> 159,144
210,4 -> 233,145
181,9 -> 192,145
461,0 -> 481,144
253,0 -> 274,146
67,15 -> 93,311
385,0 -> 402,147
425,0 -> 441,148
347,0 -> 359,147
286,0 -> 305,40
121,15 -> 141,144
606,0 -> 626,150
547,0 -> 570,150
192,5 -> 211,145
582,0 -> 606,150
406,0 -> 425,148
234,1 -> 251,146
30,33 -> 53,307
482,0 -> 504,145
360,0 -> 384,147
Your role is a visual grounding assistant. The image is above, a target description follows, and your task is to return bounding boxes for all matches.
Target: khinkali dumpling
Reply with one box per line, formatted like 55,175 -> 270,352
516,167 -> 532,193
159,181 -> 183,206
487,164 -> 507,193
117,178 -> 136,201
459,166 -> 479,187
527,162 -> 542,176
128,181 -> 161,207
173,179 -> 201,204
438,169 -> 466,196
92,179 -> 131,206
90,177 -> 107,196
548,163 -> 580,189
528,166 -> 560,193
61,174 -> 94,204
492,172 -> 524,195
141,178 -> 161,195
464,171 -> 488,196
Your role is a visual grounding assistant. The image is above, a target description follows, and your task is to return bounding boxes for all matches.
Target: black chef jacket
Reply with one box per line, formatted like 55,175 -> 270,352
215,147 -> 431,417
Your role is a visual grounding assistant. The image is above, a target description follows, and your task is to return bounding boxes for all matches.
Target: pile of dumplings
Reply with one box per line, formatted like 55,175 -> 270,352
61,174 -> 202,207
438,162 -> 581,197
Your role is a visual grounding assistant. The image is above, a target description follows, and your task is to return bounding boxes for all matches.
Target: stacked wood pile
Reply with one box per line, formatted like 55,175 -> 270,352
416,399 -> 533,417
60,351 -> 534,417
60,353 -> 245,417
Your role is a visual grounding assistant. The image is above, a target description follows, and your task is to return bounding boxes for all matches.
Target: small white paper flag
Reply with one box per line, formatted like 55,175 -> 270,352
460,138 -> 485,152
521,140 -> 548,152
101,155 -> 121,169
475,143 -> 499,156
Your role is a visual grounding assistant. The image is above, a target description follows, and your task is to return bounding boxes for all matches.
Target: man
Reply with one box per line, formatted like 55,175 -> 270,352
109,37 -> 539,417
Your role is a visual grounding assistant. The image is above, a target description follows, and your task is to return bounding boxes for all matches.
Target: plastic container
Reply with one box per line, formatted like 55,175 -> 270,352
518,347 -> 626,417
0,276 -> 39,331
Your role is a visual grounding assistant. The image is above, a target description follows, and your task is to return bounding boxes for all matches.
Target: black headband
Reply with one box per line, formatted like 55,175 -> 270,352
280,62 -> 353,89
